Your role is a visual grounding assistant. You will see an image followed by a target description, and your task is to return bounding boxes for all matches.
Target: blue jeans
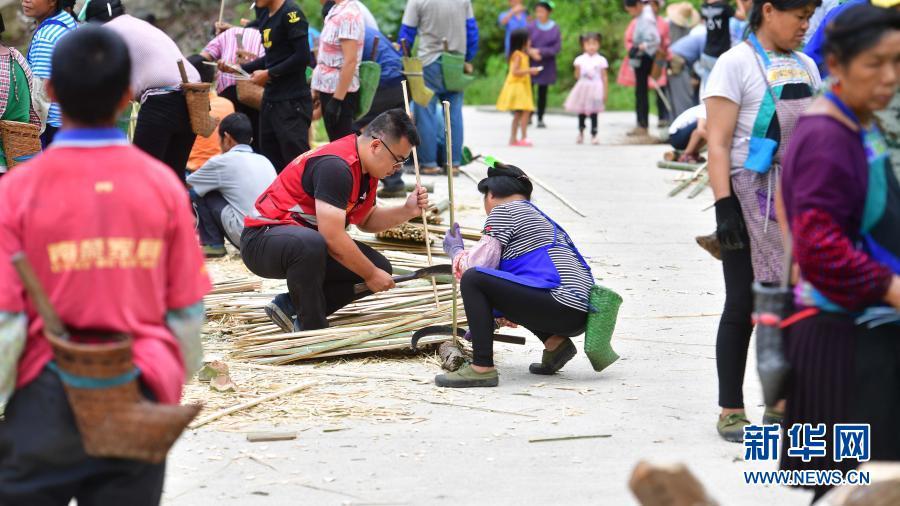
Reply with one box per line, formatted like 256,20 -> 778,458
412,61 -> 463,168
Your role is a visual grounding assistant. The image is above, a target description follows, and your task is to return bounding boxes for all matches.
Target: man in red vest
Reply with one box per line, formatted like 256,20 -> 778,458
241,108 -> 427,331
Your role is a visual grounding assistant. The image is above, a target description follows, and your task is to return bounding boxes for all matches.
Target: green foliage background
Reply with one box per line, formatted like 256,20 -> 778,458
290,0 -> 640,111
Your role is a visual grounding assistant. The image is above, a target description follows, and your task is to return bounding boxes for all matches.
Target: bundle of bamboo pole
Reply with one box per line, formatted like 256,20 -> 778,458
205,276 -> 466,364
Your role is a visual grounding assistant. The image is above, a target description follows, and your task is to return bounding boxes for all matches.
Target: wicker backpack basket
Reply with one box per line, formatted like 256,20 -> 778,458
236,80 -> 263,110
182,82 -> 219,137
47,329 -> 200,464
0,120 -> 41,167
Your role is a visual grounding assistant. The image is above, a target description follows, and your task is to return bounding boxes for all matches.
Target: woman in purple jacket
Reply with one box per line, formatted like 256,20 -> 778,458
527,1 -> 561,128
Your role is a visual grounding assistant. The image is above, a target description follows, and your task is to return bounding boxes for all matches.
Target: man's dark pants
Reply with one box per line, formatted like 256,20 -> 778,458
241,225 -> 392,329
0,369 -> 166,506
191,190 -> 237,248
260,95 -> 312,173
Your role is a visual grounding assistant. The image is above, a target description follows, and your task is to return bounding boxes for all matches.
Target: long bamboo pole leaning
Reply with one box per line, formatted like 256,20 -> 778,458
218,0 -> 226,25
442,101 -> 460,342
400,80 -> 440,307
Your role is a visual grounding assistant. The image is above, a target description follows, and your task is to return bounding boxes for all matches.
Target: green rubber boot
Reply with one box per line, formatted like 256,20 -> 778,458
435,364 -> 499,388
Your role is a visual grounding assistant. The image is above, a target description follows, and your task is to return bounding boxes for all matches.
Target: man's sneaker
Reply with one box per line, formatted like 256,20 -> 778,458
203,245 -> 227,258
264,293 -> 296,334
377,186 -> 406,199
529,338 -> 577,375
435,364 -> 499,388
717,413 -> 750,443
537,120 -> 547,129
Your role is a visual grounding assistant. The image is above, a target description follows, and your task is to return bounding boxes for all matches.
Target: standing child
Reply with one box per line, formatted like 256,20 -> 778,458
564,33 -> 608,144
496,29 -> 540,147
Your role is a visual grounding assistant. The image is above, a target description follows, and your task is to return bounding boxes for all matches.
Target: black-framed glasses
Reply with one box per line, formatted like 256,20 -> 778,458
376,137 -> 409,168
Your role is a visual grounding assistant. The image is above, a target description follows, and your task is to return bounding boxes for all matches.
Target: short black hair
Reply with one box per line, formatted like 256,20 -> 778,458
189,54 -> 215,84
824,3 -> 900,66
51,25 -> 131,125
56,0 -> 76,14
477,162 -> 533,200
580,32 -> 602,47
219,113 -> 254,145
362,109 -> 420,147
509,28 -> 530,55
749,0 -> 822,31
85,0 -> 126,23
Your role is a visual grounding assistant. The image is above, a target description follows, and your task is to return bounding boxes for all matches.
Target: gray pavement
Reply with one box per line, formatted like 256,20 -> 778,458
163,108 -> 811,505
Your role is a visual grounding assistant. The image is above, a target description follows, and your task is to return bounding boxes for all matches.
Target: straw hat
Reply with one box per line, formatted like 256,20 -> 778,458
666,2 -> 701,28
872,0 -> 899,7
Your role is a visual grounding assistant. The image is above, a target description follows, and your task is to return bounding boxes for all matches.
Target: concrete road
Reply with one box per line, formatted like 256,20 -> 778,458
163,108 -> 810,505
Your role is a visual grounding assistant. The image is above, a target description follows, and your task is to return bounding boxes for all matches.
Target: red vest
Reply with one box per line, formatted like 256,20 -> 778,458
245,135 -> 378,229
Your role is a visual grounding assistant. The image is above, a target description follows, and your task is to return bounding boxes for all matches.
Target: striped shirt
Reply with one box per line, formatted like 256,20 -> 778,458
204,27 -> 265,94
26,10 -> 77,128
483,200 -> 594,311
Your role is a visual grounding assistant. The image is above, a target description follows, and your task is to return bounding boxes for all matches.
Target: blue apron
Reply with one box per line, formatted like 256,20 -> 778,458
475,201 -> 593,306
798,92 -> 900,327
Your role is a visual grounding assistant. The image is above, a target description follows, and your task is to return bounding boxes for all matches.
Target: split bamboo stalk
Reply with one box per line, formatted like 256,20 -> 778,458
401,80 -> 440,307
443,101 -> 460,342
218,0 -> 226,24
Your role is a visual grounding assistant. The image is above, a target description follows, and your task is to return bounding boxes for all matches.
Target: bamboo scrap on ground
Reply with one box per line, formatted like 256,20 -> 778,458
190,381 -> 319,429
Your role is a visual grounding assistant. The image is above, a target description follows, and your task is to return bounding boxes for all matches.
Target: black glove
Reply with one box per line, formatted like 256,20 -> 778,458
714,196 -> 747,251
324,97 -> 343,128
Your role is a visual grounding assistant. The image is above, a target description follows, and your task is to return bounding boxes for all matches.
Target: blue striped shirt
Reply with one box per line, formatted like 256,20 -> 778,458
27,11 -> 77,128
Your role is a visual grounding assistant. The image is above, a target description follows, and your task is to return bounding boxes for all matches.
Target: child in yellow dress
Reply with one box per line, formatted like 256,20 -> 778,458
496,29 -> 541,147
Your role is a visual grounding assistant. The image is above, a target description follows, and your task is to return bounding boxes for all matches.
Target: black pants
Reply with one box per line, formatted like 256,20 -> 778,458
260,96 -> 312,173
241,225 -> 392,330
191,190 -> 237,248
319,91 -> 359,142
40,125 -> 59,148
534,84 -> 549,122
578,114 -> 598,136
133,92 -> 197,183
633,55 -> 653,129
715,204 -> 754,409
0,369 -> 166,506
460,269 -> 587,367
656,84 -> 670,122
219,85 -> 261,153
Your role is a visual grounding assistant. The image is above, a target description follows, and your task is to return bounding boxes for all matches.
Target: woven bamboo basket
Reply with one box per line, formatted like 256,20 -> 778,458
584,284 -> 623,372
47,329 -> 200,464
0,120 -> 41,168
236,80 -> 263,110
182,82 -> 219,137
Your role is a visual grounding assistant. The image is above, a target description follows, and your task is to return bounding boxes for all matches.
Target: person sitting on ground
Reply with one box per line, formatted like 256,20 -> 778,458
435,162 -> 595,388
186,54 -> 235,173
240,109 -> 429,332
0,25 -> 209,505
666,104 -> 707,163
187,112 -> 277,258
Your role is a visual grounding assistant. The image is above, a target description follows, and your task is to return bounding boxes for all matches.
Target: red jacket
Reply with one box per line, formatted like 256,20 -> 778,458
245,135 -> 378,229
